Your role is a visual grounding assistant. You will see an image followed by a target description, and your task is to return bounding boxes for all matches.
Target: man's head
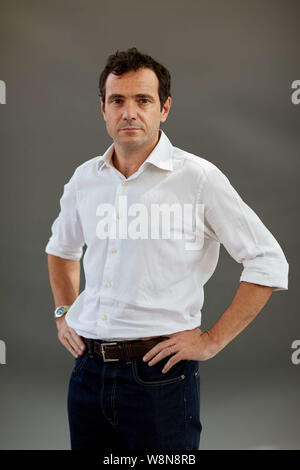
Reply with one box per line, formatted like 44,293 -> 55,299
98,47 -> 172,151
99,47 -> 171,112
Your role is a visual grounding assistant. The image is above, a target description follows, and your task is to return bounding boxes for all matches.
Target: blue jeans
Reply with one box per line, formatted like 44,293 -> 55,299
67,339 -> 202,451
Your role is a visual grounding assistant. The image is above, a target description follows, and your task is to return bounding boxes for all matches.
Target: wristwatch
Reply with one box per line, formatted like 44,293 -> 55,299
54,305 -> 70,318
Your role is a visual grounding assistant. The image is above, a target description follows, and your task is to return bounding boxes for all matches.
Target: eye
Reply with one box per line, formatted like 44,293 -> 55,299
139,99 -> 150,104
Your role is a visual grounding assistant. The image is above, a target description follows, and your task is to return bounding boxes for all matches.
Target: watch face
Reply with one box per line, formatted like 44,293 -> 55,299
56,306 -> 66,317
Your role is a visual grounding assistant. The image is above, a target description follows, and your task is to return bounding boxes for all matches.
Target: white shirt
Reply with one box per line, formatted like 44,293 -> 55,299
45,130 -> 289,340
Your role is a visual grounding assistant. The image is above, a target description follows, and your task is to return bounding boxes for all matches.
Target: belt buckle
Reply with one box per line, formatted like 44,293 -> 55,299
101,342 -> 119,362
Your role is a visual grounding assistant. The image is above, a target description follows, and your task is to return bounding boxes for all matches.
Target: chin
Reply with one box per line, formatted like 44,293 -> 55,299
120,133 -> 142,141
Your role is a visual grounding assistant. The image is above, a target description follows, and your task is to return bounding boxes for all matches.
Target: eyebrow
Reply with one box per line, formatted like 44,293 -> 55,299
107,93 -> 155,102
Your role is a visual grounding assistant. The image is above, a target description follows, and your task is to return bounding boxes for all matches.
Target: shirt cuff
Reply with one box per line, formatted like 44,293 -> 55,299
45,245 -> 83,261
240,268 -> 288,291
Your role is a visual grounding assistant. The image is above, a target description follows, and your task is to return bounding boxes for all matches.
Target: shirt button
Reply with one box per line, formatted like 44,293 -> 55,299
105,281 -> 112,287
103,314 -> 107,321
122,181 -> 128,186
116,214 -> 121,219
112,248 -> 117,253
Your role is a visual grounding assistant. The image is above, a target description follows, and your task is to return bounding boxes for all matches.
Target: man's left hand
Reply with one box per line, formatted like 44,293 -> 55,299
141,328 -> 219,374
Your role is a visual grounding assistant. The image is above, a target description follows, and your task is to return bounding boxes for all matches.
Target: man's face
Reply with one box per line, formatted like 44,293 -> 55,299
101,68 -> 171,151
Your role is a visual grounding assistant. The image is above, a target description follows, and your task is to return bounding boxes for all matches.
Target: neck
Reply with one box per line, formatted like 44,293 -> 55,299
112,131 -> 160,179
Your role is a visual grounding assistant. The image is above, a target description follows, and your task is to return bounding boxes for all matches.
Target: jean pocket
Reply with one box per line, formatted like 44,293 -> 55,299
132,356 -> 187,387
72,352 -> 89,377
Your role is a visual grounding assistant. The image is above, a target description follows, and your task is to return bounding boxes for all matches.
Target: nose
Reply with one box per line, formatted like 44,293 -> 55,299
122,100 -> 137,121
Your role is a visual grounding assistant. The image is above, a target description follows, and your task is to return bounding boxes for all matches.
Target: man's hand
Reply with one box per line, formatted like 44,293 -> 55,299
56,316 -> 86,358
141,328 -> 219,374
141,282 -> 275,374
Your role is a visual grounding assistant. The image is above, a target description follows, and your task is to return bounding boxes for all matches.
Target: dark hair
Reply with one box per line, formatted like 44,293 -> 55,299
98,47 -> 171,111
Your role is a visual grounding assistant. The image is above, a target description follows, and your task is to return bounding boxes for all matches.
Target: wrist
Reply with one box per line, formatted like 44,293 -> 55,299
202,330 -> 223,358
54,305 -> 70,319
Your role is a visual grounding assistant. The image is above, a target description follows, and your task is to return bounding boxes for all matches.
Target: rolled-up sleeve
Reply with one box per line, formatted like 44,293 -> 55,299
45,170 -> 85,261
202,165 -> 289,291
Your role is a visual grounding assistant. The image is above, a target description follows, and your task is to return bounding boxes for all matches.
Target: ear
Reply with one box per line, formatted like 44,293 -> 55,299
100,97 -> 106,120
160,96 -> 172,123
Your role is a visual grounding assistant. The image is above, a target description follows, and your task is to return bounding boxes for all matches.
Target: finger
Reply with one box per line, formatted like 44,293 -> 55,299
69,328 -> 86,353
60,336 -> 78,358
64,332 -> 82,357
161,353 -> 183,374
142,339 -> 173,362
148,344 -> 177,366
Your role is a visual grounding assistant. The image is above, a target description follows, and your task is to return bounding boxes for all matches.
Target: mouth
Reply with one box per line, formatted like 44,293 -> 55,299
119,128 -> 140,131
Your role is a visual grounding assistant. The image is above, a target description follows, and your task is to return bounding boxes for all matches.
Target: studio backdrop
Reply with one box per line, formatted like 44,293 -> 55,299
0,0 -> 299,450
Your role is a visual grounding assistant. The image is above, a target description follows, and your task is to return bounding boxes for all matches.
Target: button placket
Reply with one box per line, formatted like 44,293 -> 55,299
115,180 -> 130,240
99,178 -> 132,335
99,181 -> 127,327
101,184 -> 124,291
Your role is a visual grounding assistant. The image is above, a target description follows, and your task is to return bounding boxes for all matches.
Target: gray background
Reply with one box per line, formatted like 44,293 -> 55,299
0,0 -> 299,450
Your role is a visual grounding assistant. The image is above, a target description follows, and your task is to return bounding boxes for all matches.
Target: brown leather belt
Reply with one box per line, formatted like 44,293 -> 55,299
82,336 -> 169,362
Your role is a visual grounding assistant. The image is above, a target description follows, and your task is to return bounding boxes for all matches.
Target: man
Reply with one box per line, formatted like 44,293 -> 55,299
45,47 -> 289,451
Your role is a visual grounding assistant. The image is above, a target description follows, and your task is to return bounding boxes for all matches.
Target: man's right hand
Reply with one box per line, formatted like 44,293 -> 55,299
56,316 -> 86,358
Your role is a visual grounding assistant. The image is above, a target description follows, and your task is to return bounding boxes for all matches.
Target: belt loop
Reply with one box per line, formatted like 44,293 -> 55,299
123,342 -> 131,363
86,339 -> 94,358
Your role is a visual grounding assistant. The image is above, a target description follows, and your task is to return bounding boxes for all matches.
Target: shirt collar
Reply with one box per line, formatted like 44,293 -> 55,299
96,129 -> 174,173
